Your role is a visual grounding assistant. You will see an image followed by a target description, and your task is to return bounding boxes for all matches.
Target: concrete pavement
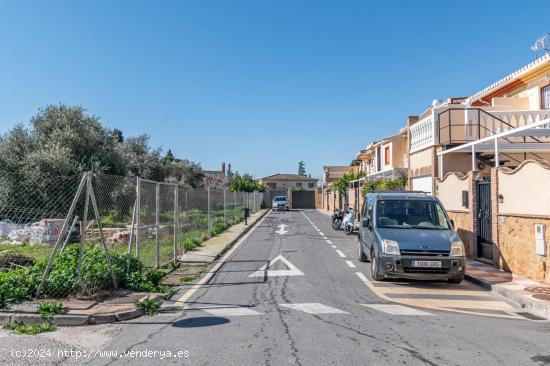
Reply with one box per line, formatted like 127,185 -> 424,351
83,209 -> 550,366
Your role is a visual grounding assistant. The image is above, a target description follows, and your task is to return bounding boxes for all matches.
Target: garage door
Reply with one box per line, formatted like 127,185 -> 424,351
411,175 -> 433,195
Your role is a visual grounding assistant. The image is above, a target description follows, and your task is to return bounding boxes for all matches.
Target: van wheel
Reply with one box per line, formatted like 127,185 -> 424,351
370,250 -> 384,281
449,277 -> 463,284
358,242 -> 368,262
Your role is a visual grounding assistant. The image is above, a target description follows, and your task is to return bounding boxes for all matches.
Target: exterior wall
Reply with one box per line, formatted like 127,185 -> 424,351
498,215 -> 550,282
498,161 -> 550,217
436,172 -> 476,258
391,133 -> 408,170
494,161 -> 550,282
262,179 -> 317,190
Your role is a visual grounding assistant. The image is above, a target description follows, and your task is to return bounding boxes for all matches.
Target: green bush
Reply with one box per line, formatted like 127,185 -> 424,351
0,243 -> 167,309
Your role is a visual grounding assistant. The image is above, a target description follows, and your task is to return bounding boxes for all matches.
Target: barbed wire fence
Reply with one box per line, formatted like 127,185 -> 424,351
0,170 -> 263,306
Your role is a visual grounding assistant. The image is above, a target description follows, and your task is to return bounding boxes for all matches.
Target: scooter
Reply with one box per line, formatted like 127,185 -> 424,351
343,207 -> 355,235
331,208 -> 344,230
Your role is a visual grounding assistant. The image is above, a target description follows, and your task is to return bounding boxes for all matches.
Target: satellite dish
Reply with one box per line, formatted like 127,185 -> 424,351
531,33 -> 550,53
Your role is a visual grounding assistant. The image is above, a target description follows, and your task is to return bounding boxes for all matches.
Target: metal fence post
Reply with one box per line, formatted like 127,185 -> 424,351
173,184 -> 178,263
223,189 -> 226,225
234,191 -> 237,223
136,177 -> 141,259
207,188 -> 211,229
36,172 -> 88,297
155,182 -> 160,269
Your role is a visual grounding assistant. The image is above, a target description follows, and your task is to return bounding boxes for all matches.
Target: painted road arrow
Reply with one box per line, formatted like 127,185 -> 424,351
249,255 -> 305,277
275,224 -> 288,235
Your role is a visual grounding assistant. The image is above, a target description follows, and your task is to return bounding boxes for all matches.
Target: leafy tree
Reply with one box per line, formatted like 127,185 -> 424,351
228,173 -> 265,192
0,104 -> 206,215
298,161 -> 306,176
332,171 -> 365,195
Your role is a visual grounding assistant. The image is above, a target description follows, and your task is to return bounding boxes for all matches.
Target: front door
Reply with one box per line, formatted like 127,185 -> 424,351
476,180 -> 493,260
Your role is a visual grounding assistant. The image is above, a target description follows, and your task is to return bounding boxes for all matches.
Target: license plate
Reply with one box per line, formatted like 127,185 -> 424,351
412,260 -> 442,268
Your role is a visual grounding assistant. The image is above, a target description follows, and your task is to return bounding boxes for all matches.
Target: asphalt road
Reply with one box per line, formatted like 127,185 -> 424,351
87,209 -> 550,366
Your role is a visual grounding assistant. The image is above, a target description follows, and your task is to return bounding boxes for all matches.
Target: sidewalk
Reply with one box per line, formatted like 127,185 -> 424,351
466,260 -> 550,319
179,209 -> 269,263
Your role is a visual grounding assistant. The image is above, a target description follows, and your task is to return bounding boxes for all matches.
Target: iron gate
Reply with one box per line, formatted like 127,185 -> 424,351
476,180 -> 493,260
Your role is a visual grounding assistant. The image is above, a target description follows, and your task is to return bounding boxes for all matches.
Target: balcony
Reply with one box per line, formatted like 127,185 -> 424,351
439,108 -> 550,146
410,115 -> 436,153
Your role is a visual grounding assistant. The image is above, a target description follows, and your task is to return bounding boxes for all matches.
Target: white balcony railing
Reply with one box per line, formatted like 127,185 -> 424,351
410,115 -> 436,153
482,110 -> 550,133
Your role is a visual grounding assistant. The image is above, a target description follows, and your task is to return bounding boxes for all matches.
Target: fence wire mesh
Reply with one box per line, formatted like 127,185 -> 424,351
0,170 -> 263,310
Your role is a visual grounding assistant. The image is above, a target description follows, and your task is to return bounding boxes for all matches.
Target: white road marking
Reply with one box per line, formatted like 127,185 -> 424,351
275,224 -> 288,235
249,254 -> 305,277
326,240 -> 333,244
331,245 -> 337,249
345,260 -> 356,268
198,306 -> 263,317
335,249 -> 346,258
361,304 -> 434,316
319,231 -> 325,236
356,272 -> 369,285
280,303 -> 348,314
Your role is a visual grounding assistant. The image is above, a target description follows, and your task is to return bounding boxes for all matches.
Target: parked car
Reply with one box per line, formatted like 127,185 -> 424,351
357,191 -> 466,283
272,196 -> 289,211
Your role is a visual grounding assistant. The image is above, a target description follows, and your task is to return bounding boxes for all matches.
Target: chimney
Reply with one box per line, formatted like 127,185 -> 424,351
221,162 -> 226,174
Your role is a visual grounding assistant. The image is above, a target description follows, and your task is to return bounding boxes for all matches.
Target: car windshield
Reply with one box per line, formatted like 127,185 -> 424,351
376,199 -> 450,230
274,197 -> 287,201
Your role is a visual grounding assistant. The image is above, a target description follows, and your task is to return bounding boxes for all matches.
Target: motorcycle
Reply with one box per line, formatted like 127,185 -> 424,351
343,207 -> 355,235
331,208 -> 344,230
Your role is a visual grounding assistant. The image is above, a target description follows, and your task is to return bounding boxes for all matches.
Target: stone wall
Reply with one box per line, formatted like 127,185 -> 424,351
498,215 -> 550,282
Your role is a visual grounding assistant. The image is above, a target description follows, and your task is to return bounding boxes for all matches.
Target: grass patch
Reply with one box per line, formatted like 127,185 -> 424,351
38,300 -> 62,319
135,297 -> 160,316
180,275 -> 197,283
0,244 -> 52,262
3,321 -> 56,335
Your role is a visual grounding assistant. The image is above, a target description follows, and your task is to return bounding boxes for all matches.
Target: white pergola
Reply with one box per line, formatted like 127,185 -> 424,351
437,117 -> 550,178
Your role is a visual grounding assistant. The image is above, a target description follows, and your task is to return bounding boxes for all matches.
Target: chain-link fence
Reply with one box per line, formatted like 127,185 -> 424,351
0,170 -> 263,308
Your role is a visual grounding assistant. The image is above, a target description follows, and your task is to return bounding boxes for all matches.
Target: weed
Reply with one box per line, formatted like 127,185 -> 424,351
3,321 -> 56,335
180,275 -> 197,283
135,297 -> 160,316
38,300 -> 63,319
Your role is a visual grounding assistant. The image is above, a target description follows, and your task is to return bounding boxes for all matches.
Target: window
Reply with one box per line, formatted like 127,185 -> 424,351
375,200 -> 450,229
384,146 -> 390,165
296,182 -> 303,188
308,182 -> 315,188
542,84 -> 550,110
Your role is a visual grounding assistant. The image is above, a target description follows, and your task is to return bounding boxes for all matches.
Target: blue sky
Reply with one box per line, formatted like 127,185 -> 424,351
0,1 -> 548,180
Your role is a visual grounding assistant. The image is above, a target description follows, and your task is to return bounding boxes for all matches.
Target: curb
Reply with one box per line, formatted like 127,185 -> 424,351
465,273 -> 550,319
178,209 -> 270,264
0,294 -> 164,327
214,209 -> 270,261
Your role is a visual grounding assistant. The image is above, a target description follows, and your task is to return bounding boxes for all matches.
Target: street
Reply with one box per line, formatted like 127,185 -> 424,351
90,209 -> 550,366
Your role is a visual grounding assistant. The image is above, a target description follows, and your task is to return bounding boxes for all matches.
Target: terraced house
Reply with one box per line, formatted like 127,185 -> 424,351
323,52 -> 550,283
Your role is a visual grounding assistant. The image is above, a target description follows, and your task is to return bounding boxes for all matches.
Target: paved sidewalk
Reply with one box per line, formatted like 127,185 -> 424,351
179,209 -> 269,263
466,260 -> 550,319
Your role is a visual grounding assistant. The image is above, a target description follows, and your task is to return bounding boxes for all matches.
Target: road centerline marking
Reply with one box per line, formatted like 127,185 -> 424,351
345,260 -> 356,268
356,272 -> 369,285
335,249 -> 346,258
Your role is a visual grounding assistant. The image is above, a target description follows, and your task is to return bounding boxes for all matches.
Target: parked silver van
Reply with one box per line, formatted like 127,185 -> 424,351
358,191 -> 466,283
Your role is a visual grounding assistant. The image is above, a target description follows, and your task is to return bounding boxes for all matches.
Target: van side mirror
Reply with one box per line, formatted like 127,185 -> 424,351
362,218 -> 371,229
